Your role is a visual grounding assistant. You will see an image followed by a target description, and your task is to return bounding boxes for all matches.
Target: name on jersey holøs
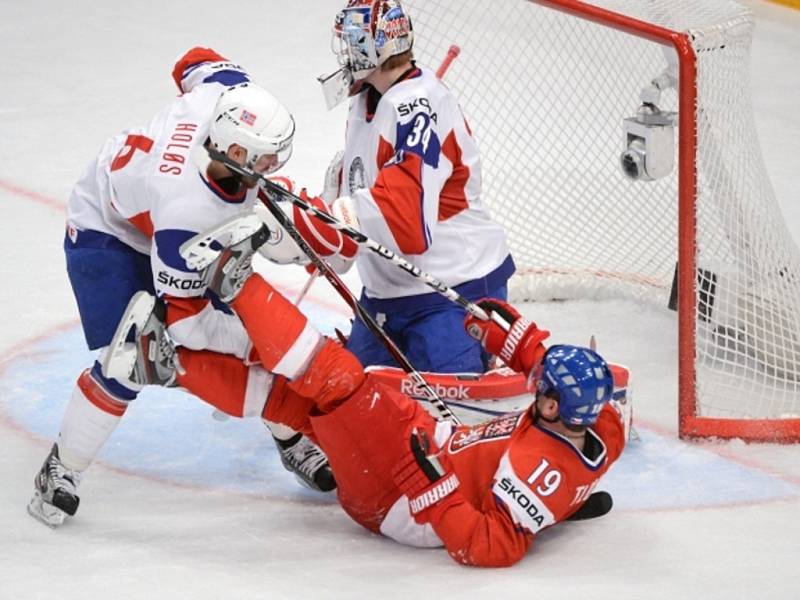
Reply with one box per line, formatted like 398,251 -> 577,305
159,123 -> 198,175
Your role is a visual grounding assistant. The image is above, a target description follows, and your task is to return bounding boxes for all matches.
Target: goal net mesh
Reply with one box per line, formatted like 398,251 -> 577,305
404,0 -> 800,428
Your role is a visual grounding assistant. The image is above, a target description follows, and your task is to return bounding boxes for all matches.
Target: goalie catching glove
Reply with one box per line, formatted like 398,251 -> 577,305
392,428 -> 461,524
464,299 -> 550,373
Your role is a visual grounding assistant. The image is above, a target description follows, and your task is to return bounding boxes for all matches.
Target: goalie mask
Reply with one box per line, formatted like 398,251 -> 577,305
319,0 -> 414,109
534,345 -> 614,427
209,83 -> 295,174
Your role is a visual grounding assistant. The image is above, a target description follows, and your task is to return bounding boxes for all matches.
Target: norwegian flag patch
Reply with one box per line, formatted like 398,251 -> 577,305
240,109 -> 257,126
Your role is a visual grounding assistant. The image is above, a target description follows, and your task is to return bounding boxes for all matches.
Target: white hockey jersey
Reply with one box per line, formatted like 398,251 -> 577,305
66,50 -> 258,357
341,67 -> 512,300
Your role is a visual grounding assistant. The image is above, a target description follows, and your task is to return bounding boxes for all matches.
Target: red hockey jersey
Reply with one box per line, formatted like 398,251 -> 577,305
431,404 -> 626,566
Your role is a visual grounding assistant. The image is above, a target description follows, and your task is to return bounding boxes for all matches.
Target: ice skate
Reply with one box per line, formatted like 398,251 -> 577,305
179,211 -> 271,302
27,444 -> 81,528
274,433 -> 336,492
102,291 -> 179,387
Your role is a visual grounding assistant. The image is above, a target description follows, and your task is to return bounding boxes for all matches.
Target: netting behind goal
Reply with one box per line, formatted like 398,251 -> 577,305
404,0 -> 800,441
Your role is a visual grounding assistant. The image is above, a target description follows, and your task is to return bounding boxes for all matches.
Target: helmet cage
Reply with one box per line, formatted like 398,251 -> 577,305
331,1 -> 413,83
333,6 -> 380,81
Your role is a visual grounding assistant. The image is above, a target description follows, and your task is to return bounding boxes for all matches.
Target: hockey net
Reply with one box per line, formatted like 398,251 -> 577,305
404,0 -> 800,442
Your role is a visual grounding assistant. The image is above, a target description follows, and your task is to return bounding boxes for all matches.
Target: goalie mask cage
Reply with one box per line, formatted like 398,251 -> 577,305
404,0 -> 800,442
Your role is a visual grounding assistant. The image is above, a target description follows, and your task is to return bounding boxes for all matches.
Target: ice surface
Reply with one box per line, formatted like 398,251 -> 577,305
1,1 -> 799,598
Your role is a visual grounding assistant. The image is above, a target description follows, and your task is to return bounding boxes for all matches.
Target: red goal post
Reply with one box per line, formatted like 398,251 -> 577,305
404,0 -> 800,442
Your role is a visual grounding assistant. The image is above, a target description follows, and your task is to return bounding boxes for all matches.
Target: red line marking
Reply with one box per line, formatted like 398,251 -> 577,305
0,179 -> 65,212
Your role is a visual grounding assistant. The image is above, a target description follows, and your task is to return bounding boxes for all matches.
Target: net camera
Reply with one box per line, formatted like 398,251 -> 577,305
620,103 -> 676,182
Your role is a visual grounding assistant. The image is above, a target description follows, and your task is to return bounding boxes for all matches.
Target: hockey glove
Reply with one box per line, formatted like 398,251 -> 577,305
292,190 -> 358,273
392,428 -> 461,524
321,150 -> 344,204
464,298 -> 550,373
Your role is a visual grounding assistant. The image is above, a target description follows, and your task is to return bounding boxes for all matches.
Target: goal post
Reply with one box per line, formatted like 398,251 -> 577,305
404,0 -> 800,442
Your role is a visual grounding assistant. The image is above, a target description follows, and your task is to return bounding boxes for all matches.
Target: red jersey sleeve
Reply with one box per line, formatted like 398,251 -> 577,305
426,493 -> 532,567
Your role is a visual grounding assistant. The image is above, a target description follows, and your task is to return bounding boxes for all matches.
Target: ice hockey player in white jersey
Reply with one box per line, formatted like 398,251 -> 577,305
313,0 -> 515,374
28,48 -> 334,528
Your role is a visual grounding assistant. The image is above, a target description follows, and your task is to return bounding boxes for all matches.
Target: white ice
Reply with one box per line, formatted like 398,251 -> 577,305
1,1 -> 799,599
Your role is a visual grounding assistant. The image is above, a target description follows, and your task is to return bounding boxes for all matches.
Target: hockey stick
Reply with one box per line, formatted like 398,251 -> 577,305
293,269 -> 319,305
206,147 -> 495,324
252,194 -> 462,425
435,45 -> 461,80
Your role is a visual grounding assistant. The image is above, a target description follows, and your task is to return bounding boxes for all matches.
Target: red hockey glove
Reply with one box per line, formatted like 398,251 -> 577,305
464,298 -> 550,373
392,428 -> 461,524
292,190 -> 358,261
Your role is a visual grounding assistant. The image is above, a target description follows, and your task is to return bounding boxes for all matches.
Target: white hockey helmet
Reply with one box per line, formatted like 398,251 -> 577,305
209,82 -> 295,173
320,0 -> 413,109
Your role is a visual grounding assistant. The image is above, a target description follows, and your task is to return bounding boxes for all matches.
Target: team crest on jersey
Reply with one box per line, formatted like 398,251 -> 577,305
348,156 -> 366,191
448,412 -> 522,454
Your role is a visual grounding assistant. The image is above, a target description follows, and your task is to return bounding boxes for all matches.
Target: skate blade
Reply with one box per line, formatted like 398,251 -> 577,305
27,493 -> 68,528
291,472 -> 321,492
179,212 -> 264,271
102,291 -> 156,381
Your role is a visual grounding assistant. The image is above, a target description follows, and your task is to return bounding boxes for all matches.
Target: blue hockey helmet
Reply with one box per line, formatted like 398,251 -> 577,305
535,345 -> 614,426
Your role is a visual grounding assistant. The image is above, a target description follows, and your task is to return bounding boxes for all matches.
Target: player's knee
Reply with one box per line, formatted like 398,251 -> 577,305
289,339 -> 366,412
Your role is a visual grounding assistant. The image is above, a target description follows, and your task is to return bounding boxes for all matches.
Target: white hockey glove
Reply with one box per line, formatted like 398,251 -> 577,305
321,150 -> 344,204
253,203 -> 310,266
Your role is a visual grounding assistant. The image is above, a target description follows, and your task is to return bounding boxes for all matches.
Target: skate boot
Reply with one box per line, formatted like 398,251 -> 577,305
102,291 -> 180,387
274,433 -> 336,492
179,212 -> 271,302
28,444 -> 82,528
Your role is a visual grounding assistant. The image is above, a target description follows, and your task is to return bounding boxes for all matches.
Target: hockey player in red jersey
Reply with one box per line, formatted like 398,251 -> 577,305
107,217 -> 629,567
313,0 -> 516,375
28,48 -> 335,529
